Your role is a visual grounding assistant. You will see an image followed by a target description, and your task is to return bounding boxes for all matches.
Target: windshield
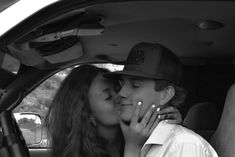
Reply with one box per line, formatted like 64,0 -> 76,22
0,0 -> 60,37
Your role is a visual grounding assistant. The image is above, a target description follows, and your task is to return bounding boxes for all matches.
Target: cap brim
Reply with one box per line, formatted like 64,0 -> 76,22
104,69 -> 161,80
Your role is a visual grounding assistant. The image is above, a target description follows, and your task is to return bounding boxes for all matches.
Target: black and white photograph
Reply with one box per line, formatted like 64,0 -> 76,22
0,0 -> 234,157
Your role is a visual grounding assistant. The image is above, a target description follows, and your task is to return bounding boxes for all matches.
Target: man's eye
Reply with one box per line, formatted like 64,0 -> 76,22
131,82 -> 141,88
132,84 -> 140,88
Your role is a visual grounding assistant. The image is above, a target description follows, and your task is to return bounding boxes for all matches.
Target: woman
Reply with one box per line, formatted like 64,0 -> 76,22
45,65 -> 182,157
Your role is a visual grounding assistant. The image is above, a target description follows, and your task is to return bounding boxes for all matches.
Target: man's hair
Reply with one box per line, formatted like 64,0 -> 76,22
154,80 -> 187,108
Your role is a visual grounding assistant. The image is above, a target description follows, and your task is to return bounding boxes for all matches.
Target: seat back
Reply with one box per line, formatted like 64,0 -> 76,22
183,102 -> 220,141
210,84 -> 235,157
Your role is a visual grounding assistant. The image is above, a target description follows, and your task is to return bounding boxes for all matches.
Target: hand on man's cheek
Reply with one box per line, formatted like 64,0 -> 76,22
132,96 -> 161,120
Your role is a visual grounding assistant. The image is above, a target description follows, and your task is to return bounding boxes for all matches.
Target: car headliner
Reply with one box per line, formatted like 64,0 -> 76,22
1,0 -> 235,69
0,0 -> 234,124
82,1 -> 235,59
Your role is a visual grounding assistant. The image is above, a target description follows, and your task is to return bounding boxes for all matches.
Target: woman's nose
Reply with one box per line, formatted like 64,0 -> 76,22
112,93 -> 121,105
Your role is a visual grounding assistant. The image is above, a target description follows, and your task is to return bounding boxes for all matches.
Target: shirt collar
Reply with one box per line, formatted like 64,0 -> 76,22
143,121 -> 176,147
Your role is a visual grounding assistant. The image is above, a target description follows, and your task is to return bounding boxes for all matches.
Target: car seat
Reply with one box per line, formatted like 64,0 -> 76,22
210,84 -> 235,157
183,102 -> 220,141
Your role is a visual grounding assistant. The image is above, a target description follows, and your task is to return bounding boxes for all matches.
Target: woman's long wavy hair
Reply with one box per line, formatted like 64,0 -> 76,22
45,65 -> 115,157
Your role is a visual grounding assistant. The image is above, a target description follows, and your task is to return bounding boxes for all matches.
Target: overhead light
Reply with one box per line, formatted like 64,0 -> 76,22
197,19 -> 224,30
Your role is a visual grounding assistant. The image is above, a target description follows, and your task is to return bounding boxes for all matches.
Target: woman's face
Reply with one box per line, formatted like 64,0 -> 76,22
88,73 -> 119,126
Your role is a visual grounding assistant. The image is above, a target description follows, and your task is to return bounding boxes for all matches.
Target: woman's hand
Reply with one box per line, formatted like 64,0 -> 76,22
157,106 -> 182,125
120,103 -> 182,146
120,101 -> 160,147
120,102 -> 182,157
121,101 -> 160,157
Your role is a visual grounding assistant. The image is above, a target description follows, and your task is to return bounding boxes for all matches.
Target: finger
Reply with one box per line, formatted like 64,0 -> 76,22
158,106 -> 182,123
149,115 -> 161,133
119,120 -> 129,132
145,109 -> 159,131
130,101 -> 142,125
162,113 -> 182,124
161,113 -> 178,119
164,119 -> 182,124
158,106 -> 177,115
140,104 -> 156,126
160,112 -> 182,124
157,114 -> 168,121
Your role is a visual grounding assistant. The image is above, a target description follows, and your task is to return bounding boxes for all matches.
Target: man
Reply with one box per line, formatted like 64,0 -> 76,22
105,42 -> 218,157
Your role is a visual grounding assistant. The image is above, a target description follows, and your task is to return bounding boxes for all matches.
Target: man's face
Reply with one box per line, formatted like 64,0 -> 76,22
117,76 -> 162,122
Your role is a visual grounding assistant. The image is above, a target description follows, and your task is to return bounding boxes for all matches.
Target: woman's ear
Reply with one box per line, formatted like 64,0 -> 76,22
159,86 -> 175,105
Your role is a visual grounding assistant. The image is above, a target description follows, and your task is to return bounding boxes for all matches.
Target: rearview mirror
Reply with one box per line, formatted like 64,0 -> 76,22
13,112 -> 42,147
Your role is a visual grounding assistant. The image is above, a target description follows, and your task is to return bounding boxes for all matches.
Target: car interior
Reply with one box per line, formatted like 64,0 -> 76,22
0,0 -> 235,157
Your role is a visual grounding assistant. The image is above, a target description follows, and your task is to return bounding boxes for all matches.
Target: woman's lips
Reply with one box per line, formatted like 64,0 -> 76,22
118,104 -> 133,113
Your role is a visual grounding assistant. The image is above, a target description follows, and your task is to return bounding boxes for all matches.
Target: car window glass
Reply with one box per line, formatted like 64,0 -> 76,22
13,67 -> 72,148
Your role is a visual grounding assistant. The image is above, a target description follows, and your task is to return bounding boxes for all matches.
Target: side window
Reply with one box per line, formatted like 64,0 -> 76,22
12,64 -> 123,148
13,67 -> 73,148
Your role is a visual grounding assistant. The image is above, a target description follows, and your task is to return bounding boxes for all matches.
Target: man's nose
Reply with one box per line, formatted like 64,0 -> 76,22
118,84 -> 129,98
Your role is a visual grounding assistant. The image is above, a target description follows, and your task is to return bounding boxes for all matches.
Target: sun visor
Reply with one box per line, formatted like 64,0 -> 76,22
0,51 -> 20,74
7,43 -> 46,66
28,36 -> 83,64
7,41 -> 83,66
4,13 -> 103,67
43,42 -> 83,64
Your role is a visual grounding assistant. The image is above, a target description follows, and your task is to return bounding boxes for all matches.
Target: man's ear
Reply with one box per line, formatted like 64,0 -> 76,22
159,86 -> 175,105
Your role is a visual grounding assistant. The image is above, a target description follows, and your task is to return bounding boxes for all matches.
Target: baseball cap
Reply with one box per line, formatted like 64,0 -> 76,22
104,42 -> 182,84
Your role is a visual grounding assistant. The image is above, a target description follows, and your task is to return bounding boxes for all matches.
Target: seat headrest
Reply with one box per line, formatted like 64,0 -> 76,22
183,102 -> 219,130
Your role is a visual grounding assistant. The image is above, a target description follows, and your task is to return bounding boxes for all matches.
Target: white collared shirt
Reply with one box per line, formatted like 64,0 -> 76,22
141,121 -> 218,157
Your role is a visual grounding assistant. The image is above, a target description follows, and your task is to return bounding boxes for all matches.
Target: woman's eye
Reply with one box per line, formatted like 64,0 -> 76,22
105,94 -> 112,100
104,89 -> 113,100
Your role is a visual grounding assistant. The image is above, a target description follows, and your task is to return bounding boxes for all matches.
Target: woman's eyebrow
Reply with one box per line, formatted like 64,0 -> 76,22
103,88 -> 111,92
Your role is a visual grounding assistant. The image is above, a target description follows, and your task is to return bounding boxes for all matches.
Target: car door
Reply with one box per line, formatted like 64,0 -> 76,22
13,67 -> 72,157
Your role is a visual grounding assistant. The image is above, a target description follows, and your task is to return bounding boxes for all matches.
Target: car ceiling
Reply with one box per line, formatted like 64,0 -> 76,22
81,1 -> 235,63
1,0 -> 235,69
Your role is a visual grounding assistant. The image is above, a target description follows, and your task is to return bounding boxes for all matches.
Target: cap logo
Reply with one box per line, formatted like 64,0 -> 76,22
126,50 -> 145,65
